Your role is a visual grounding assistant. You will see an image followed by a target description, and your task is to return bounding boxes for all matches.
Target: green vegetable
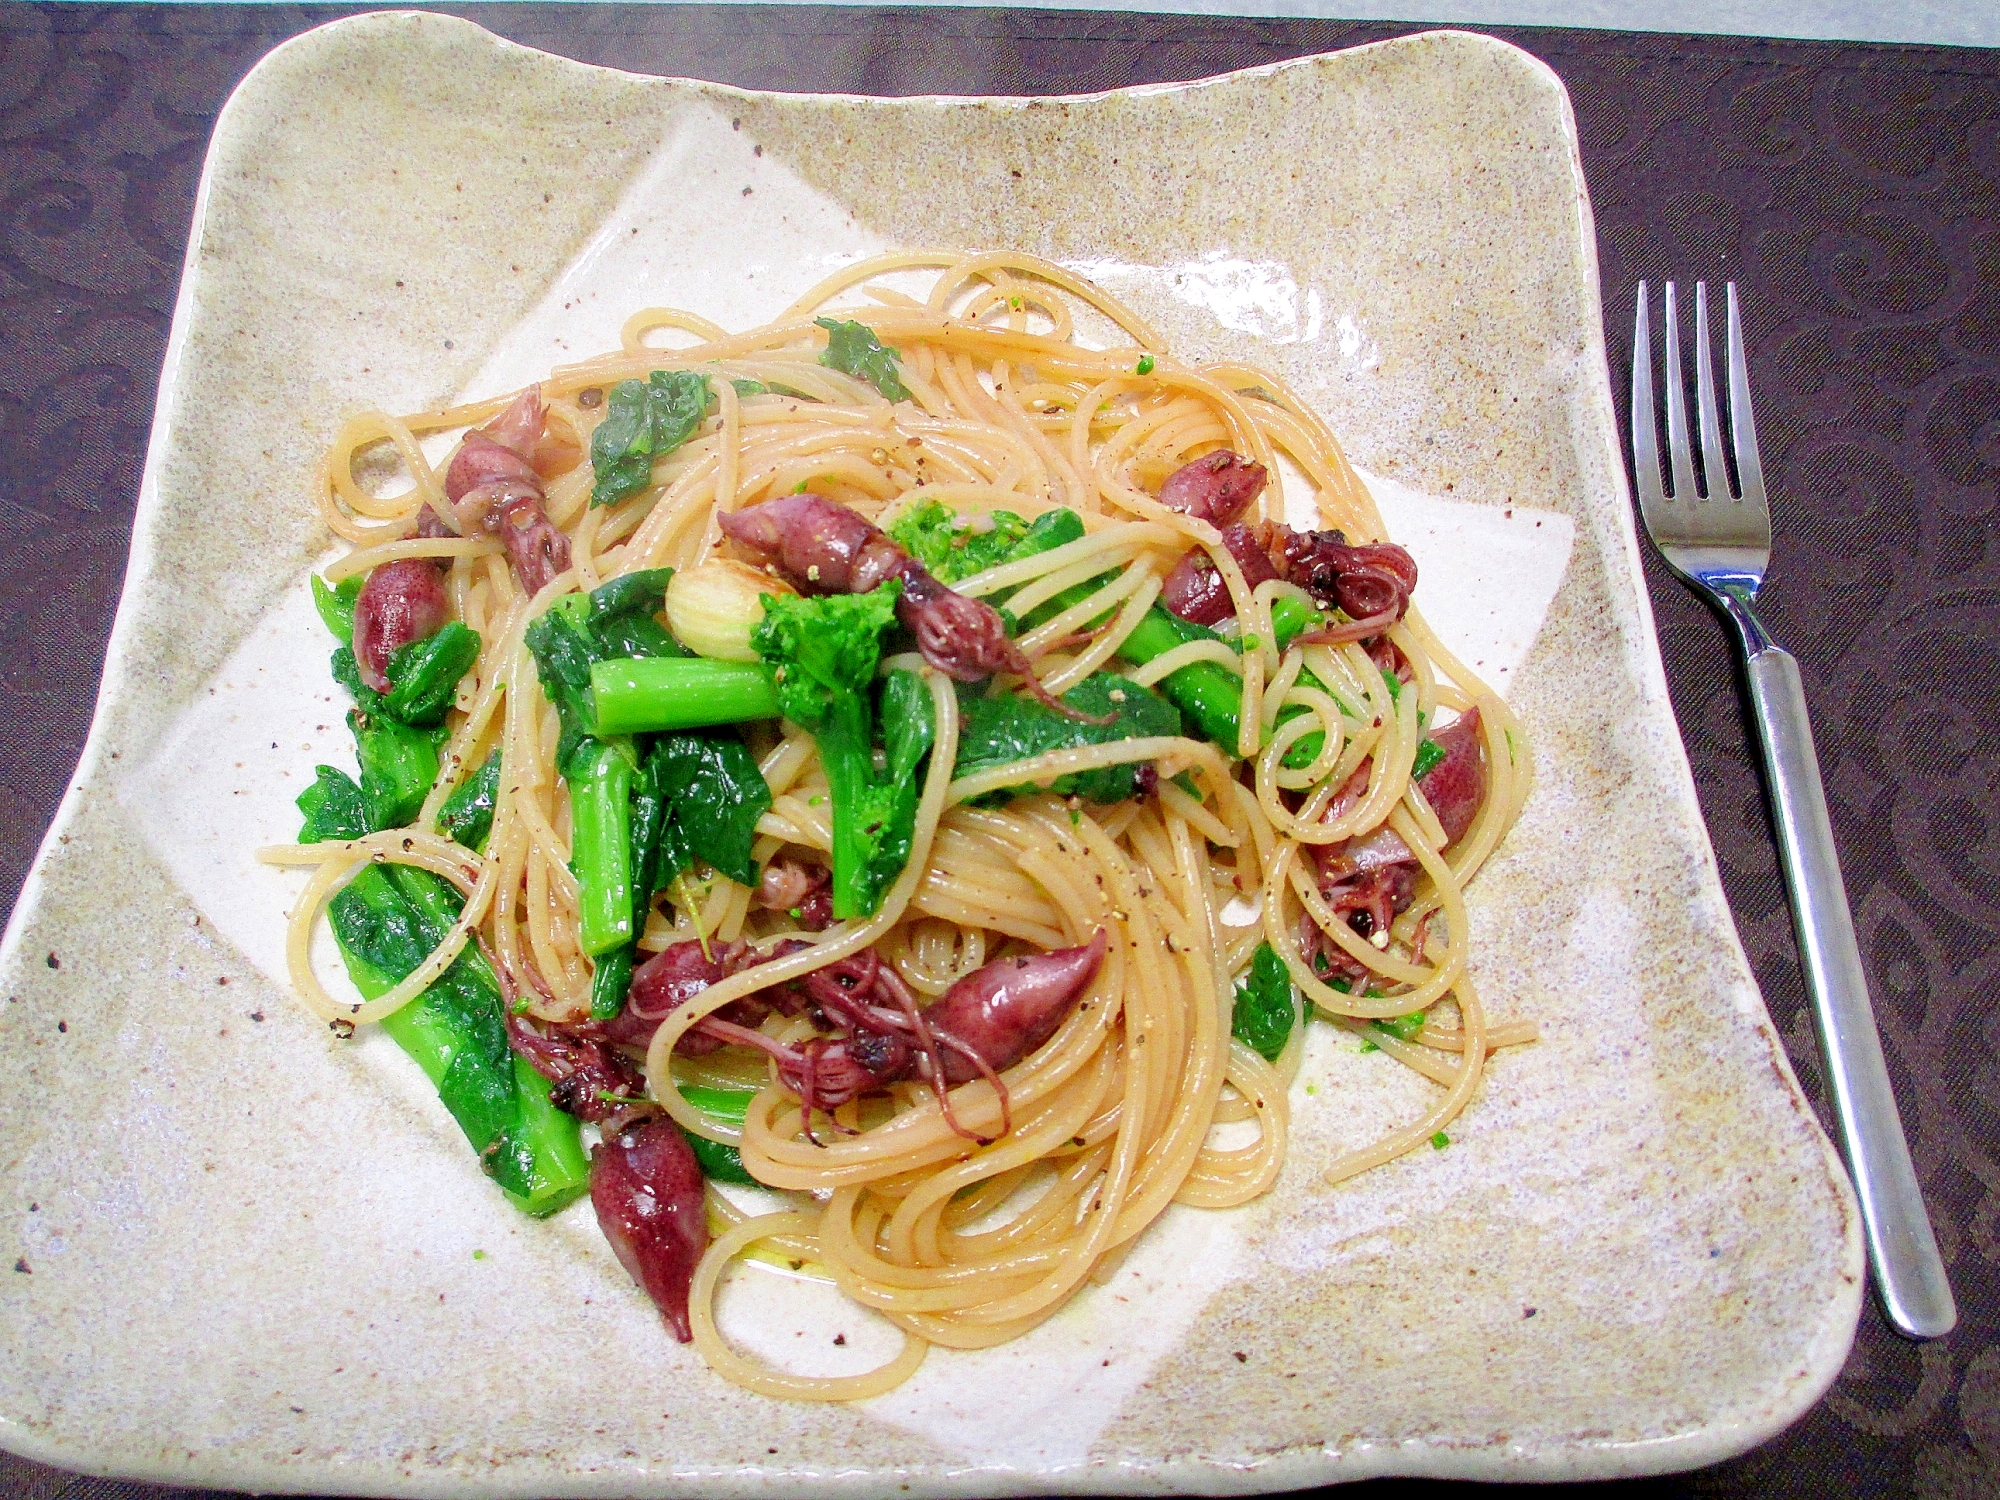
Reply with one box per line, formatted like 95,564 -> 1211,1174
504,1053 -> 597,1211
569,740 -> 636,956
1107,596 -> 1327,760
590,370 -> 713,508
650,730 -> 773,889
952,672 -> 1178,805
349,707 -> 445,832
730,378 -> 768,398
297,765 -> 368,844
1136,353 -> 1156,376
816,317 -> 911,402
678,1086 -> 759,1185
754,585 -> 929,919
329,643 -> 388,718
311,574 -> 363,645
1373,1010 -> 1427,1042
1431,1131 -> 1451,1150
382,621 -> 481,726
301,781 -> 588,1217
1111,609 -> 1244,748
1412,737 -> 1446,780
589,946 -> 634,1022
437,751 -> 502,849
524,570 -> 686,769
886,500 -> 1031,586
1230,941 -> 1296,1062
590,657 -> 781,736
522,608 -> 608,778
588,568 -> 686,661
589,567 -> 676,622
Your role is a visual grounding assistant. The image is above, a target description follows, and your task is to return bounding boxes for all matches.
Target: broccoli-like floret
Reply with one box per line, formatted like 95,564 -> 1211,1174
752,583 -> 930,920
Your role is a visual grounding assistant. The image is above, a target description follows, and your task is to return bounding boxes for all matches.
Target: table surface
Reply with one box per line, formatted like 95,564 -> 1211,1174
0,6 -> 1994,1498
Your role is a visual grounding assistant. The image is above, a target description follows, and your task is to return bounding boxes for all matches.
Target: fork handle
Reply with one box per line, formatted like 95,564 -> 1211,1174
1743,643 -> 1956,1338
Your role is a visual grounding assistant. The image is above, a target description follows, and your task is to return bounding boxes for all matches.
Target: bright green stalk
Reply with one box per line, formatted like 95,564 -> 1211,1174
589,658 -> 781,736
569,741 -> 635,956
503,1054 -> 595,1216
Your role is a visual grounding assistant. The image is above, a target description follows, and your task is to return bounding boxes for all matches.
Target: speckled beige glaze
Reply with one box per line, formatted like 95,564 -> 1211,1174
0,13 -> 1860,1495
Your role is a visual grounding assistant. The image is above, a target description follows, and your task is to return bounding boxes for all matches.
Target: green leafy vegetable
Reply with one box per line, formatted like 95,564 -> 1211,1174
1430,1131 -> 1451,1150
588,567 -> 675,622
382,621 -> 481,726
590,370 -> 713,508
678,1085 -> 759,1185
1231,941 -> 1296,1062
887,501 -> 1032,585
438,750 -> 502,849
1412,737 -> 1446,780
815,317 -> 911,402
297,765 -> 368,844
1373,1010 -> 1427,1042
302,779 -> 588,1217
311,574 -> 363,645
650,730 -> 773,889
952,672 -> 1179,805
1136,353 -> 1156,376
350,708 -> 446,832
589,947 -> 633,1022
329,644 -> 388,718
754,584 -> 929,919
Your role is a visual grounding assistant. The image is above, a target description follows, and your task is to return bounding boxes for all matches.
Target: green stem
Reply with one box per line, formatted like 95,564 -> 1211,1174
817,695 -> 882,921
589,657 -> 781,736
1112,596 -> 1327,756
502,1053 -> 594,1217
570,741 -> 635,956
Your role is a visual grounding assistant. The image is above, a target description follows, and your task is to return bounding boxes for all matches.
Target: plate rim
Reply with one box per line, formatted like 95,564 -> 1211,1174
0,11 -> 1863,1493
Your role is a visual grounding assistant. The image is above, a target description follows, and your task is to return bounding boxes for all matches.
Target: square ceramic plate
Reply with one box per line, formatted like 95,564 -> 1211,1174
0,13 -> 1860,1495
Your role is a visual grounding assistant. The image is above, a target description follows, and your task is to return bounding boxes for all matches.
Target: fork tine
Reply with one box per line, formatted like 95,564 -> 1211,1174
1694,282 -> 1731,500
1662,283 -> 1698,502
1631,282 -> 1665,510
1726,283 -> 1767,509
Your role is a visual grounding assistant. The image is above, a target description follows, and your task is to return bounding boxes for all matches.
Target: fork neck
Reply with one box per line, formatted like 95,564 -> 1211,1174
1708,578 -> 1778,657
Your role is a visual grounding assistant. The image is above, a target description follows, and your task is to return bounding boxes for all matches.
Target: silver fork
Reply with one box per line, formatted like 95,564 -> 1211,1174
1632,281 -> 1955,1340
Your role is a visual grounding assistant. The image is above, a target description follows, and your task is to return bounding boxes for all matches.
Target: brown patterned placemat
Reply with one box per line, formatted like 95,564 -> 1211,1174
0,6 -> 1992,1497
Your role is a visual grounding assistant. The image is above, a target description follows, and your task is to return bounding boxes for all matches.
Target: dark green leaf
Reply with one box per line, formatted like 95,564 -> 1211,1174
687,1131 -> 757,1185
311,574 -> 363,645
438,751 -> 501,849
589,371 -> 713,508
523,609 -> 604,777
650,731 -> 772,888
590,946 -> 634,1021
952,672 -> 1181,805
350,707 -> 445,831
593,613 -> 684,661
297,765 -> 368,843
1231,941 -> 1296,1062
329,645 -> 387,717
589,568 -> 675,621
815,317 -> 911,402
383,621 -> 481,726
880,669 -> 935,785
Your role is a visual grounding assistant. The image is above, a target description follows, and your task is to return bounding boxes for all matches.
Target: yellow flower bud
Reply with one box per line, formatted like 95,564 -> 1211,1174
664,560 -> 794,662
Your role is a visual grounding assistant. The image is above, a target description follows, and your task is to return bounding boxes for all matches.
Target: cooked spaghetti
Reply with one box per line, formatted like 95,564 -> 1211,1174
261,251 -> 1535,1401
